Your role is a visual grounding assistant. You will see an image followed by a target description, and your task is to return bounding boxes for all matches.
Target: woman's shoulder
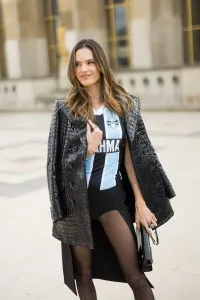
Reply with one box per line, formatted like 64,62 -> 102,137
127,94 -> 141,116
53,99 -> 85,128
54,99 -> 71,116
129,94 -> 140,105
55,98 -> 66,108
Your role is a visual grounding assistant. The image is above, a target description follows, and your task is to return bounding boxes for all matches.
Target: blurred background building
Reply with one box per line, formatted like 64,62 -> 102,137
0,0 -> 200,110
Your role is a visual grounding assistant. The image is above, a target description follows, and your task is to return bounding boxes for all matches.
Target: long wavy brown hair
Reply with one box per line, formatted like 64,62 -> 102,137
65,39 -> 133,121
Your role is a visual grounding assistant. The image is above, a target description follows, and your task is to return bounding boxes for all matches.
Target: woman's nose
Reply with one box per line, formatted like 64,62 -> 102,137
81,64 -> 88,72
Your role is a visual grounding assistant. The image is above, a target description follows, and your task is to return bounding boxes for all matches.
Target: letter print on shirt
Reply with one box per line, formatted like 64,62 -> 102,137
86,106 -> 124,190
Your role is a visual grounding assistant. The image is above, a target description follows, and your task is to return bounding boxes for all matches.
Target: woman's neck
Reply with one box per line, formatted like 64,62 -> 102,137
86,83 -> 99,99
86,83 -> 103,109
91,98 -> 104,110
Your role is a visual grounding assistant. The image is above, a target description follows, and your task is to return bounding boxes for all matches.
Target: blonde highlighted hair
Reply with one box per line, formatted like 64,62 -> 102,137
65,39 -> 133,120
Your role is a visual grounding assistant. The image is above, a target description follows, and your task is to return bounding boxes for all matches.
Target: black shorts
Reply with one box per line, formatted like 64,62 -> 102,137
88,180 -> 129,220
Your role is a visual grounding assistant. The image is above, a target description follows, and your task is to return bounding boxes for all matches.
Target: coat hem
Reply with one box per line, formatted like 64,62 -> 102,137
156,210 -> 174,229
52,232 -> 94,250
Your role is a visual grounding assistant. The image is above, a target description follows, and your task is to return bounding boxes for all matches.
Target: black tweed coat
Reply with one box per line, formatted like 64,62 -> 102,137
46,97 -> 175,295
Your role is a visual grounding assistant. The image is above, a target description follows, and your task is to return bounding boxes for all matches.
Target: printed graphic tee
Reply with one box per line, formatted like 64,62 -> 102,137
86,105 -> 125,191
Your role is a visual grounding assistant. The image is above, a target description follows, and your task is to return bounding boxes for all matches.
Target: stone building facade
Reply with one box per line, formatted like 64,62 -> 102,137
0,0 -> 200,110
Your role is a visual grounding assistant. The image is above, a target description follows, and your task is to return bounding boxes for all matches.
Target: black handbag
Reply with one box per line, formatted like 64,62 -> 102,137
136,226 -> 159,272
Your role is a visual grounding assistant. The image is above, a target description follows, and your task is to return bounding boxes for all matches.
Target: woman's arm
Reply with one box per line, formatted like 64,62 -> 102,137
124,139 -> 157,234
124,139 -> 144,203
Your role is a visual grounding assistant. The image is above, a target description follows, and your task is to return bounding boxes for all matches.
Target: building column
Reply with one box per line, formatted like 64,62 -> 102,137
75,0 -> 107,51
1,0 -> 21,78
58,0 -> 107,52
151,0 -> 183,67
0,0 -> 6,79
129,0 -> 153,69
56,0 -> 74,89
57,0 -> 107,89
1,0 -> 49,79
17,0 -> 49,77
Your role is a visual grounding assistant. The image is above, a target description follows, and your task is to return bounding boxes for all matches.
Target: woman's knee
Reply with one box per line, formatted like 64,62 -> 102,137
126,272 -> 147,290
76,266 -> 92,285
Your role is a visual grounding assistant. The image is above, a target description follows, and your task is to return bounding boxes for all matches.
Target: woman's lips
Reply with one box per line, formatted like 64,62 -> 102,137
81,75 -> 91,79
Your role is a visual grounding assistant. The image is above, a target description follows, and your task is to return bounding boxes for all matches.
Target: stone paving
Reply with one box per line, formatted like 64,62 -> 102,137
0,110 -> 200,300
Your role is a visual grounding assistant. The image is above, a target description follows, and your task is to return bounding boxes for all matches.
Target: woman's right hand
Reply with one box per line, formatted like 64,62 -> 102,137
87,120 -> 103,153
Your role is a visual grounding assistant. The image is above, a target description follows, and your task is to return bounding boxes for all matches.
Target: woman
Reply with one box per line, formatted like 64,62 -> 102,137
47,39 -> 175,300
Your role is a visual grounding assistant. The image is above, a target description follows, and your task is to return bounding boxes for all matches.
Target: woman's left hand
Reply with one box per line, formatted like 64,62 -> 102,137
135,200 -> 157,235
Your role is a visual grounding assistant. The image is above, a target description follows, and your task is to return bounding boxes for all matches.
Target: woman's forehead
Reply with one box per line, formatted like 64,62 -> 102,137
75,48 -> 94,61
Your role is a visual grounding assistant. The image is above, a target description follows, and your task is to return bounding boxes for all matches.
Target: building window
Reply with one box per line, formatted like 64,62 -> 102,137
0,1 -> 7,79
43,0 -> 58,75
104,0 -> 130,70
183,0 -> 200,65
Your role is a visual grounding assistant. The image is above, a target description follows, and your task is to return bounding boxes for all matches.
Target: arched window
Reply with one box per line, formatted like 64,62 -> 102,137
183,0 -> 200,65
0,1 -> 7,79
43,0 -> 58,75
104,0 -> 130,70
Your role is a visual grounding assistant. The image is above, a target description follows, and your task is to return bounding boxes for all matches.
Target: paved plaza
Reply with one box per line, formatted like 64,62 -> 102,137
0,109 -> 200,300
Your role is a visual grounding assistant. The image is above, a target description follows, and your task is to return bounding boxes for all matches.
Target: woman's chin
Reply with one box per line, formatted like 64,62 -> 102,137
80,81 -> 95,87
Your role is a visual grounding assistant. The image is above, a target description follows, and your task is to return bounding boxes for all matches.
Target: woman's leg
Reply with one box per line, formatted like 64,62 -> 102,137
72,245 -> 97,300
98,210 -> 155,300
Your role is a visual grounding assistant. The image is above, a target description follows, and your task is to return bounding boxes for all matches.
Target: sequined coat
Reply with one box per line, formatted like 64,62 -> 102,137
46,97 -> 175,294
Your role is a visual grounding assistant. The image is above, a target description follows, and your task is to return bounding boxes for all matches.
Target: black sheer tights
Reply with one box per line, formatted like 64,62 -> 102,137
72,210 -> 155,300
99,210 -> 155,300
72,245 -> 97,300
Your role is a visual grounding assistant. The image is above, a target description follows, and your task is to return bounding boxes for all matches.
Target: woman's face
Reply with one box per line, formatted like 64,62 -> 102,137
75,48 -> 100,87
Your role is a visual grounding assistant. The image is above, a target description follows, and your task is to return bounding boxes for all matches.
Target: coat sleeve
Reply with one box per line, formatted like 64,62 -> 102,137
135,114 -> 176,199
46,100 -> 63,222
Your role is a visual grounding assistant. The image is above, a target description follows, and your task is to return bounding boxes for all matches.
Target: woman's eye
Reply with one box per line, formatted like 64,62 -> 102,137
88,61 -> 94,64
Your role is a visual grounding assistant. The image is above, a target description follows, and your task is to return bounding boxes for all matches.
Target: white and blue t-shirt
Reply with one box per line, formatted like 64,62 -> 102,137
86,105 -> 125,191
